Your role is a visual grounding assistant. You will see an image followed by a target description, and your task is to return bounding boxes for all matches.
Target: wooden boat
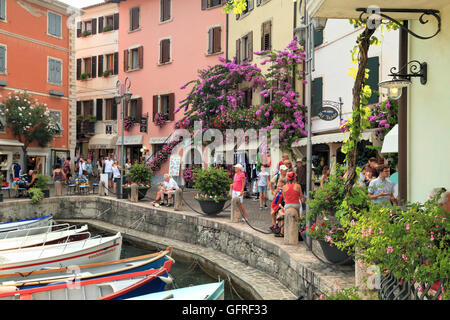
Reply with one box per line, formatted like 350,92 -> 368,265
0,214 -> 53,239
0,224 -> 89,251
127,280 -> 225,300
0,247 -> 174,289
0,232 -> 122,275
0,259 -> 173,300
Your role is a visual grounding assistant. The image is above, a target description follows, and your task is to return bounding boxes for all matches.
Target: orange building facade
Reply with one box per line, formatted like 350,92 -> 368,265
0,0 -> 76,183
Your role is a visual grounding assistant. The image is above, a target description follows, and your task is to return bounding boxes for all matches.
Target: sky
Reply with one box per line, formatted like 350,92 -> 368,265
58,0 -> 104,9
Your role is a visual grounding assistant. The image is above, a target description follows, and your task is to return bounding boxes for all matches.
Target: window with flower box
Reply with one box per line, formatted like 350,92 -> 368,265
153,93 -> 174,122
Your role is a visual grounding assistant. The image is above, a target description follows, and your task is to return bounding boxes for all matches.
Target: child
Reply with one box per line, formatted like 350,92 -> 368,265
257,165 -> 270,210
270,178 -> 286,232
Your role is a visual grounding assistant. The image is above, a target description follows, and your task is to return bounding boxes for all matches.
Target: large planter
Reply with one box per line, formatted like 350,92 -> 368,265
196,199 -> 227,215
318,239 -> 353,265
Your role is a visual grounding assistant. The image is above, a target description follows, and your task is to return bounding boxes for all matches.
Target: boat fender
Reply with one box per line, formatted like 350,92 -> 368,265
158,275 -> 173,285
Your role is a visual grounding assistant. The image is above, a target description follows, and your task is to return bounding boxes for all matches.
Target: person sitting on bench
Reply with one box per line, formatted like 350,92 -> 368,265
152,174 -> 179,207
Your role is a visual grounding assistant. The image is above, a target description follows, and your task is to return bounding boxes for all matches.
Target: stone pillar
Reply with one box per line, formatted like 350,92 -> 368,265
230,197 -> 241,223
174,188 -> 183,211
98,180 -> 105,196
130,184 -> 139,202
54,181 -> 63,196
284,207 -> 299,245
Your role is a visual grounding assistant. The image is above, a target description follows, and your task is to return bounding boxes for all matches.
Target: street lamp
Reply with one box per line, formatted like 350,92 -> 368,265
116,77 -> 132,199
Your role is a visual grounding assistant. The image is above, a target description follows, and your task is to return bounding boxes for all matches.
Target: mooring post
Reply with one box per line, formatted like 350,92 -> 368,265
54,180 -> 63,196
284,207 -> 299,245
230,197 -> 241,223
98,180 -> 105,196
174,188 -> 182,211
131,183 -> 139,202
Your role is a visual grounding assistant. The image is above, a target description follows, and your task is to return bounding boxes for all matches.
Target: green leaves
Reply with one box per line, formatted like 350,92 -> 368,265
129,162 -> 152,185
193,167 -> 231,199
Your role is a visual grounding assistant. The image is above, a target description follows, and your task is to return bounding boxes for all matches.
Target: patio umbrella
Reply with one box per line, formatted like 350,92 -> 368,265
381,124 -> 398,154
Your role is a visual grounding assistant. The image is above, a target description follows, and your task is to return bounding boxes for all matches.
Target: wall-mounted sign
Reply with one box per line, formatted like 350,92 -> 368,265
140,113 -> 148,133
318,99 -> 343,122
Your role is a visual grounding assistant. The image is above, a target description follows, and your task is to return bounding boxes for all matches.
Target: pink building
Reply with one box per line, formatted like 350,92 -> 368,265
118,0 -> 226,181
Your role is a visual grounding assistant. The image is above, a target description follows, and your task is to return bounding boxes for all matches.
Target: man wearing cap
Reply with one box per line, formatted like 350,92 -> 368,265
229,164 -> 247,221
269,165 -> 288,193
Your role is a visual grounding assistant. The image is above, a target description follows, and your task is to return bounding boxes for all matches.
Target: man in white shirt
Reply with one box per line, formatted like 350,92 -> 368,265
368,164 -> 396,207
152,174 -> 179,207
103,155 -> 114,188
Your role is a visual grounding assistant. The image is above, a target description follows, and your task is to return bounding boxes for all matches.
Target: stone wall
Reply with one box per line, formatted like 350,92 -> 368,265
0,196 -> 354,298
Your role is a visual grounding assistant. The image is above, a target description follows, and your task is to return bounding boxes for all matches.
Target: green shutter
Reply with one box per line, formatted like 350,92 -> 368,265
312,77 -> 323,117
366,56 -> 379,105
0,46 -> 5,73
313,27 -> 323,47
0,0 -> 5,20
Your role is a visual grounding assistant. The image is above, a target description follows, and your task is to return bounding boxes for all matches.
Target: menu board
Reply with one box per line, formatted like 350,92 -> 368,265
168,155 -> 181,177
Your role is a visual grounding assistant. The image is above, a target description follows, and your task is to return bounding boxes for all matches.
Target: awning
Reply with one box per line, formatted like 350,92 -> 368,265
292,131 -> 377,148
307,0 -> 448,19
89,134 -> 118,150
381,124 -> 398,154
116,135 -> 143,146
0,139 -> 24,147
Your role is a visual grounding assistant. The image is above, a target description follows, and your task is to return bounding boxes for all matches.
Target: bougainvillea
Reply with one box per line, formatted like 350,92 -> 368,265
154,112 -> 169,127
124,117 -> 134,131
340,98 -> 398,140
176,36 -> 307,150
146,137 -> 183,172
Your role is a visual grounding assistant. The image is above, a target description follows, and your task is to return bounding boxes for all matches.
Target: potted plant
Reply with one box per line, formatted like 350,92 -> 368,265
305,164 -> 370,264
103,70 -> 113,77
82,30 -> 92,37
103,25 -> 114,32
34,173 -> 51,198
193,167 -> 231,215
154,112 -> 169,127
123,162 -> 153,200
80,73 -> 91,80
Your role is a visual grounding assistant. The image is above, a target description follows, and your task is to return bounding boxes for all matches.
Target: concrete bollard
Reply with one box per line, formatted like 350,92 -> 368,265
98,180 -> 105,196
130,184 -> 139,202
284,207 -> 299,245
230,197 -> 241,223
174,188 -> 183,211
54,180 -> 63,196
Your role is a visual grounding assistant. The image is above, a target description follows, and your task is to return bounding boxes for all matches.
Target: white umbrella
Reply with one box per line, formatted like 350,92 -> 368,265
381,124 -> 398,154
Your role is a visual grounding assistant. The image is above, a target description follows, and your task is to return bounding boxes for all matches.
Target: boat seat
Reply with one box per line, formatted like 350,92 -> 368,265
97,283 -> 115,297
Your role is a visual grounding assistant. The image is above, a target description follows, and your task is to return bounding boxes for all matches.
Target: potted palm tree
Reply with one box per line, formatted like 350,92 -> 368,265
193,167 -> 231,215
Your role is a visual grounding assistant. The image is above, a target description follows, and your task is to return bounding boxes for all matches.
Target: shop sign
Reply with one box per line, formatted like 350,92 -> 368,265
140,113 -> 148,133
318,99 -> 343,122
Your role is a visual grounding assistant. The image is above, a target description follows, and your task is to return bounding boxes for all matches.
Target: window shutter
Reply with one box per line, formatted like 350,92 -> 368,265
236,38 -> 241,64
76,58 -> 81,80
161,40 -> 170,64
366,56 -> 380,105
96,99 -> 103,121
248,0 -> 254,11
112,100 -> 118,120
98,55 -> 103,75
248,31 -> 253,62
138,46 -> 144,69
91,18 -> 97,34
208,28 -> 213,54
312,77 -> 323,117
137,98 -> 143,122
0,0 -> 5,20
114,52 -> 119,75
131,7 -> 139,30
262,21 -> 271,50
91,56 -> 97,78
124,49 -> 129,71
168,93 -> 175,121
0,46 -> 5,73
153,95 -> 159,120
213,27 -> 221,53
201,0 -> 207,10
98,17 -> 104,33
113,13 -> 119,30
161,0 -> 171,21
77,21 -> 82,38
76,101 -> 82,115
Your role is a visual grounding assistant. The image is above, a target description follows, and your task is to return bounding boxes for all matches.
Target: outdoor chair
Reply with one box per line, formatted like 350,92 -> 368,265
1,187 -> 11,198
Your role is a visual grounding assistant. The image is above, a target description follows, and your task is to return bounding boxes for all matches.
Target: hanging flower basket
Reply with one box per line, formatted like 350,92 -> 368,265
154,113 -> 169,127
124,117 -> 134,131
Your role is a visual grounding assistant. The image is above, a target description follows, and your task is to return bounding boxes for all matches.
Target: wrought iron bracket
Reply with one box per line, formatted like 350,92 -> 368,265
356,8 -> 441,40
389,60 -> 427,85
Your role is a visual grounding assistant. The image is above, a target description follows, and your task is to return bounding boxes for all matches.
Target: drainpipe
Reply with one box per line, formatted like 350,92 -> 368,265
398,21 -> 408,204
